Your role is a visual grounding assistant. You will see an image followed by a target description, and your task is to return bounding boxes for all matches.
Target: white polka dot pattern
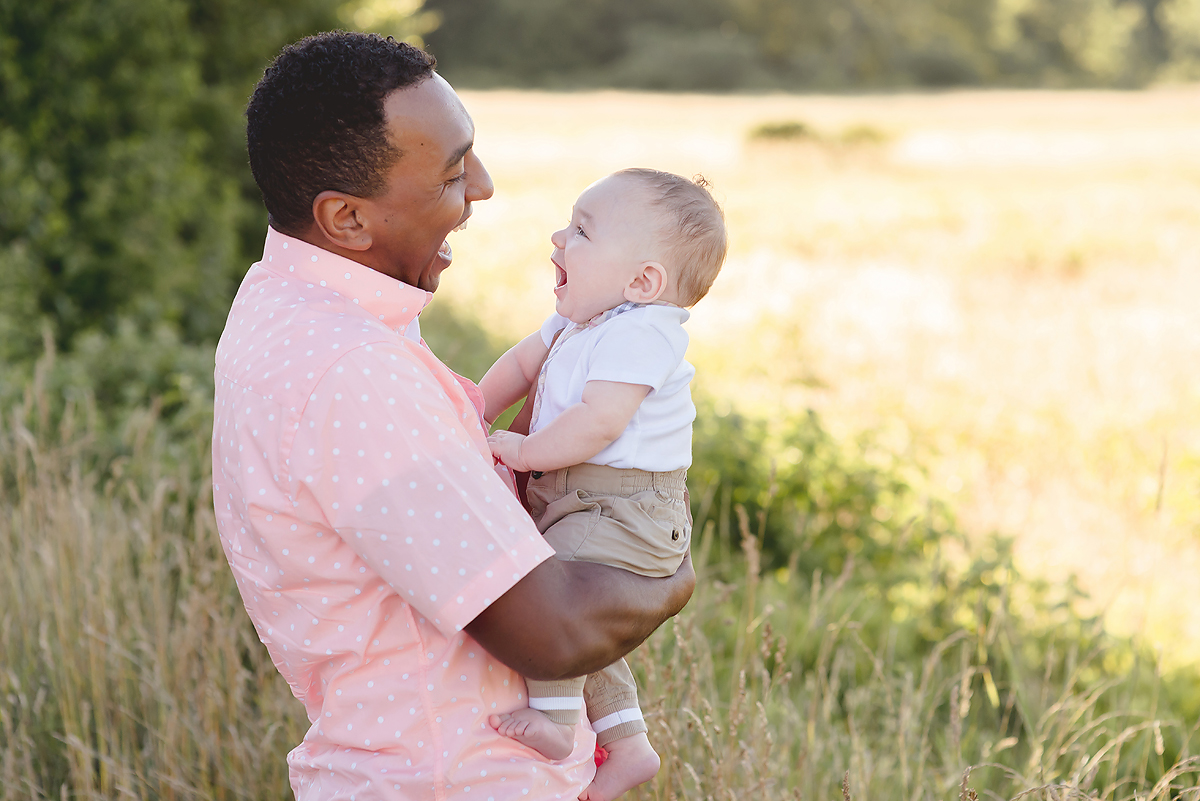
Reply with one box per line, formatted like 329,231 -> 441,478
212,228 -> 593,799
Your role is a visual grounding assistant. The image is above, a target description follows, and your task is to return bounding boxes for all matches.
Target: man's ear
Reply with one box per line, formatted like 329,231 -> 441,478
624,261 -> 669,304
312,191 -> 371,252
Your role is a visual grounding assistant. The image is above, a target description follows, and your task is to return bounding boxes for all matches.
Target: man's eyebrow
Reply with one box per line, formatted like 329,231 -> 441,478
443,141 -> 473,172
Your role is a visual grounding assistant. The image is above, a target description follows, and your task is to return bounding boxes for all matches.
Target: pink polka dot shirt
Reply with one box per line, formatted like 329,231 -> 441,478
212,228 -> 597,800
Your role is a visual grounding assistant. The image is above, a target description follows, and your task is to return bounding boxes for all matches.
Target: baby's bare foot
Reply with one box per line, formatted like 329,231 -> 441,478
488,709 -> 576,760
579,732 -> 660,801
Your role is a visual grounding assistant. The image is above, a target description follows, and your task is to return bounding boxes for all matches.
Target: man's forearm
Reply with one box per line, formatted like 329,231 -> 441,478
464,553 -> 695,681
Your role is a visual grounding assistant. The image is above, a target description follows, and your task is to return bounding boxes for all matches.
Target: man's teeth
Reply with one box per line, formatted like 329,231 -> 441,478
452,220 -> 468,233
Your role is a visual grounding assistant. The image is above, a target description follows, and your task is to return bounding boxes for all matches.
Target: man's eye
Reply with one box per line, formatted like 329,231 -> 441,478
446,172 -> 466,185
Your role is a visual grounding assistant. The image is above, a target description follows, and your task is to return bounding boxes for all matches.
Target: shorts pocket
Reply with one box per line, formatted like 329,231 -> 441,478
539,489 -> 604,560
567,489 -> 690,576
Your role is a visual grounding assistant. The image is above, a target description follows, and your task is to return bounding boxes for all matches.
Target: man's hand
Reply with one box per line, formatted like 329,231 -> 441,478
465,553 -> 696,681
487,430 -> 531,472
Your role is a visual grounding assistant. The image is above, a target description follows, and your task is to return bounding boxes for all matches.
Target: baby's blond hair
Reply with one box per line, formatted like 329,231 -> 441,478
615,168 -> 727,307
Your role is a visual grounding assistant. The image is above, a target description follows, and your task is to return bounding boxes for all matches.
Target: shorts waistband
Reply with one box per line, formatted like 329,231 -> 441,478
538,463 -> 688,497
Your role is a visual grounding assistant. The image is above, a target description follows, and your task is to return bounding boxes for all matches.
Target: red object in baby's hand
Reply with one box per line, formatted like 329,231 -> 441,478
594,746 -> 609,767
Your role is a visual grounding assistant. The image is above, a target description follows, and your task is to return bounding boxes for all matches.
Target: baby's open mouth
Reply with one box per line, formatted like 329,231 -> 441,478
555,265 -> 567,288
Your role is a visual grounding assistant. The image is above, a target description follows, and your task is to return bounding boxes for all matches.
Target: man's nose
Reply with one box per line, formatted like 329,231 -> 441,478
467,153 -> 494,202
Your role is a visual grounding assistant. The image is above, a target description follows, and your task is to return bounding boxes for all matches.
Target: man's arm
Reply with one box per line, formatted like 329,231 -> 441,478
474,333 -> 693,680
465,552 -> 695,681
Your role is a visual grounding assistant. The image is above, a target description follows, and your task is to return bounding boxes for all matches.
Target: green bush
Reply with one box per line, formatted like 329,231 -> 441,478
692,401 -> 943,579
837,123 -> 890,146
0,0 -> 341,366
748,120 -> 818,141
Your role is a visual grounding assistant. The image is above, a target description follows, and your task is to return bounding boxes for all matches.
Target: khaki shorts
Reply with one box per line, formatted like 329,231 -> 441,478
526,462 -> 691,577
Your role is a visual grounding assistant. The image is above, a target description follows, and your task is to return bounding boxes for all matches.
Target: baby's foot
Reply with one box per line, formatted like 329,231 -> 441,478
489,709 -> 576,760
579,732 -> 660,801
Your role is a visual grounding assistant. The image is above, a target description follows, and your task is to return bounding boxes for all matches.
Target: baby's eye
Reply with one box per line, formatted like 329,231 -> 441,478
574,224 -> 588,239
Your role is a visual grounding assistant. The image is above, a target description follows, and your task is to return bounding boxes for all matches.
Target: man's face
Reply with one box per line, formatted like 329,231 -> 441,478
361,74 -> 493,292
550,174 -> 660,324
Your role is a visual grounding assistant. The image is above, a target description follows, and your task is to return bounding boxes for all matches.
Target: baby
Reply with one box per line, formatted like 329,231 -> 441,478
479,168 -> 727,801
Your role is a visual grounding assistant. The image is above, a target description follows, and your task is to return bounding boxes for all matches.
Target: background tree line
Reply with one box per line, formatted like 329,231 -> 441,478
425,0 -> 1200,90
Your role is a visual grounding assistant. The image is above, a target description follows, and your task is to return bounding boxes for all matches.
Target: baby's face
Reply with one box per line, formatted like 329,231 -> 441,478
549,174 -> 662,324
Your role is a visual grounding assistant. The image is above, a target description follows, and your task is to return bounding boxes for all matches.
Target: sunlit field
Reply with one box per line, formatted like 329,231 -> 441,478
445,86 -> 1200,670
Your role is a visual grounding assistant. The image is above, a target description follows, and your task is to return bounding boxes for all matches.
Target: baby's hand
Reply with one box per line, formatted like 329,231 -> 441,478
487,430 -> 531,473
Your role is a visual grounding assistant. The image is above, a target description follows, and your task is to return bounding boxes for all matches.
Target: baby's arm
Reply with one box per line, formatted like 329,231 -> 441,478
479,331 -> 550,425
487,380 -> 650,473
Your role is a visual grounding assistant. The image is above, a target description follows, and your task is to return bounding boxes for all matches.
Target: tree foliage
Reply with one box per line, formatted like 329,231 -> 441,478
0,0 -> 340,368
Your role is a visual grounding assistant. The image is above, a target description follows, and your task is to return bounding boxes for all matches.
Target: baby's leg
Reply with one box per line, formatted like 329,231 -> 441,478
579,660 -> 660,801
489,676 -> 583,760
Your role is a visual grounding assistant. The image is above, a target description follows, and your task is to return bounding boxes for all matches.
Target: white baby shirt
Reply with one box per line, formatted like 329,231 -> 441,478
533,304 -> 695,472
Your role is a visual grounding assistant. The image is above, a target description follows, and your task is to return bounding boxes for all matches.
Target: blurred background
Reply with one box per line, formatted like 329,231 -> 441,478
3,1 -> 1200,798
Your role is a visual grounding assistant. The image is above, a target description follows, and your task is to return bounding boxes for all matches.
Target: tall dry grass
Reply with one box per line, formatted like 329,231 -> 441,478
1,355 -> 307,799
631,516 -> 1200,800
3,354 -> 1197,799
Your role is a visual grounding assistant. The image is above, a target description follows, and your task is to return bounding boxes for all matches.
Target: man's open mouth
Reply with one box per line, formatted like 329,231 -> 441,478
439,216 -> 469,261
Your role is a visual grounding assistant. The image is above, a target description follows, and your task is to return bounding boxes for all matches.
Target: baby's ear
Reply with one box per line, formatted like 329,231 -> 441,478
624,261 -> 668,303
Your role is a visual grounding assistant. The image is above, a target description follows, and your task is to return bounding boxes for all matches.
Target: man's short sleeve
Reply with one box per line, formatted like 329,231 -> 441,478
290,341 -> 554,636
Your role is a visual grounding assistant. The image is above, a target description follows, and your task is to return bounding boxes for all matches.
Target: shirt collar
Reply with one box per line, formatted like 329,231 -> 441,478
576,300 -> 689,330
258,226 -> 433,334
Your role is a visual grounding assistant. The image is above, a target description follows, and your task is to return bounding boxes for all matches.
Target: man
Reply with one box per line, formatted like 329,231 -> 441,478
211,31 -> 693,801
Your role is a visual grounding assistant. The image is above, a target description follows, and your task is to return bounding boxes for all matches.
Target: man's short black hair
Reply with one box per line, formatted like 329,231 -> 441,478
246,31 -> 436,234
